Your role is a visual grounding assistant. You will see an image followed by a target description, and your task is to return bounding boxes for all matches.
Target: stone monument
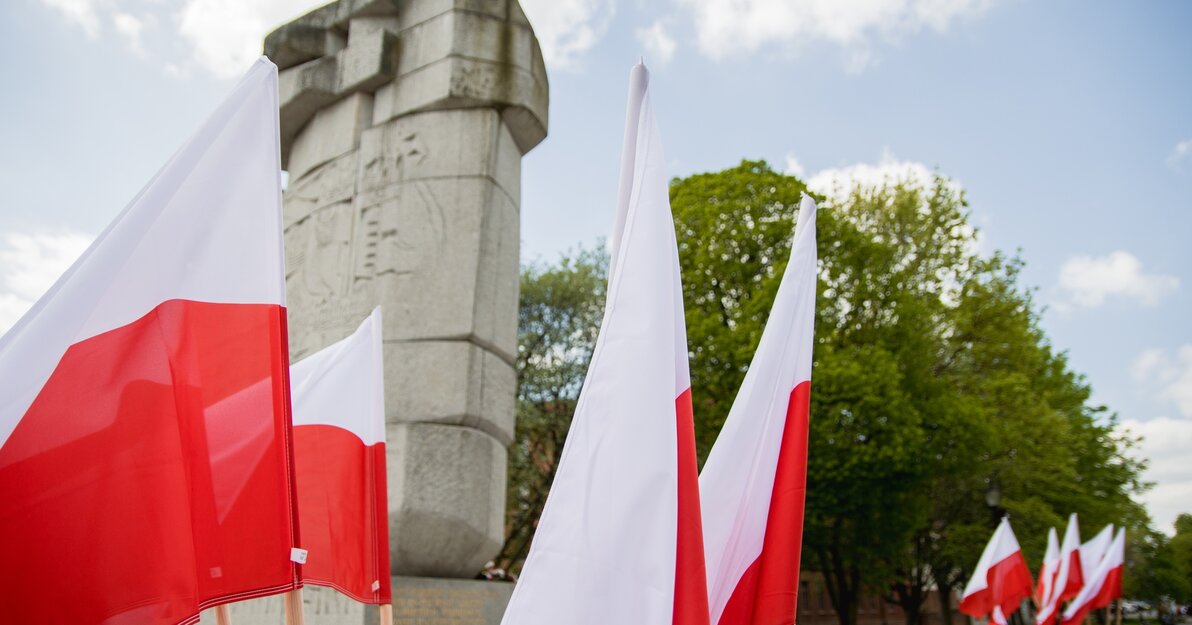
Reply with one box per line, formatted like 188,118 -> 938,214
204,1 -> 547,623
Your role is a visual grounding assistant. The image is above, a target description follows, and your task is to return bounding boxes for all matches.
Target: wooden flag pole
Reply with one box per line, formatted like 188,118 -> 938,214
378,603 -> 393,625
283,589 -> 305,625
214,604 -> 232,625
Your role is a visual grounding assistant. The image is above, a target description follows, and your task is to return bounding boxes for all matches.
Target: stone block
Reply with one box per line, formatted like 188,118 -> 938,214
285,176 -> 519,363
278,56 -> 341,165
198,578 -> 513,624
383,340 -> 515,445
365,177 -> 518,356
392,576 -> 514,625
264,23 -> 346,71
358,110 -> 521,200
288,94 -> 374,181
371,56 -> 546,154
393,10 -> 455,77
397,0 -> 529,31
388,423 -> 506,578
283,150 -> 359,228
338,28 -> 400,95
470,181 -> 519,356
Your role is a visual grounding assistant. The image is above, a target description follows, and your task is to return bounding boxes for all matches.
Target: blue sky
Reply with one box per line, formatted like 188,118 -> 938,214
1,0 -> 1189,533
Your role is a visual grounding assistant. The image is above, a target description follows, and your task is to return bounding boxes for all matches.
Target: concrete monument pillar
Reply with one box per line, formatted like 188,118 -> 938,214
228,1 -> 545,622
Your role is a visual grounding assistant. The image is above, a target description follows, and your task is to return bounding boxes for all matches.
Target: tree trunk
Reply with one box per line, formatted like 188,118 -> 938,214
816,524 -> 863,625
888,581 -> 925,625
937,584 -> 955,625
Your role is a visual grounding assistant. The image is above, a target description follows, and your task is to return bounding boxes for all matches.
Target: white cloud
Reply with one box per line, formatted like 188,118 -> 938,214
113,12 -> 147,57
1168,139 -> 1192,169
1056,251 -> 1178,309
799,151 -> 983,262
520,0 -> 616,71
805,149 -> 938,199
637,19 -> 677,67
178,0 -> 318,79
1133,346 -> 1192,419
678,0 -> 999,70
40,0 -> 103,39
1117,416 -> 1192,534
784,152 -> 806,177
0,232 -> 93,335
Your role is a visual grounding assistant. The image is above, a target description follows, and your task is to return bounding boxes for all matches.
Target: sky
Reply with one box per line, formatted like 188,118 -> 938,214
0,0 -> 1189,534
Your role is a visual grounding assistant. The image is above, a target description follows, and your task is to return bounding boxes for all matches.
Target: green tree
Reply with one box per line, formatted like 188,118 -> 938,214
669,160 -> 1148,625
1161,514 -> 1192,603
1125,527 -> 1190,605
494,247 -> 607,576
502,159 -> 1156,625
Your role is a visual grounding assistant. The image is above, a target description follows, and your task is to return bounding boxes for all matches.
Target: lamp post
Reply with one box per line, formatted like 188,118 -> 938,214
985,483 -> 1004,528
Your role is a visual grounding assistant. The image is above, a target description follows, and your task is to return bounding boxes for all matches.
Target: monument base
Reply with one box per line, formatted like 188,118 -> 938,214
199,576 -> 513,625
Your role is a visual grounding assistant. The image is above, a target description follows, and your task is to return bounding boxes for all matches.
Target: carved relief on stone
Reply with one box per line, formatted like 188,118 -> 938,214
283,154 -> 358,227
287,201 -> 353,306
361,131 -> 428,190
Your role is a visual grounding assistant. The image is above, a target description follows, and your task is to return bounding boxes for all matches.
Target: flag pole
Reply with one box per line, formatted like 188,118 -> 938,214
379,603 -> 392,625
214,604 -> 232,625
284,589 -> 305,625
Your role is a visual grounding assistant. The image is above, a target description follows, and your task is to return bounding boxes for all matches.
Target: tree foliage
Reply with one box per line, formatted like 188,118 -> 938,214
669,160 -> 1148,625
494,247 -> 607,577
501,160 -> 1167,625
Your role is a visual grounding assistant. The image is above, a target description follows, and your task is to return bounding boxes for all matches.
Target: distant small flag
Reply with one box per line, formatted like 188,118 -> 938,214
1039,514 -> 1085,625
291,308 -> 391,606
959,518 -> 1034,621
1078,524 -> 1114,585
1058,514 -> 1086,601
1037,529 -> 1062,613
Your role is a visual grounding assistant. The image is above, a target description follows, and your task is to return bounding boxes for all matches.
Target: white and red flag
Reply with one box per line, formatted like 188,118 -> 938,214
499,61 -> 709,625
699,196 -> 818,625
0,58 -> 299,624
1038,513 -> 1086,625
1037,529 -> 1062,610
1061,527 -> 1125,625
1078,524 -> 1114,585
1058,514 -> 1085,601
291,308 -> 391,606
959,518 -> 1034,620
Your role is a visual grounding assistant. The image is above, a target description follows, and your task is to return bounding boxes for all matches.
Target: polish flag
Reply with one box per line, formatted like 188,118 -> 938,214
1037,529 -> 1062,608
291,308 -> 391,606
1058,514 -> 1085,602
1061,528 -> 1125,625
959,518 -> 1034,620
1038,514 -> 1085,625
0,58 -> 299,625
1078,524 -> 1114,586
499,61 -> 709,625
699,196 -> 818,625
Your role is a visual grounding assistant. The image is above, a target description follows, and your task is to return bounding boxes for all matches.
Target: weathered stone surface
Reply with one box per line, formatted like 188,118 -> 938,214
271,0 -> 547,159
288,93 -> 373,181
358,109 -> 521,201
203,587 -> 376,625
392,576 -> 514,625
267,0 -> 545,589
387,423 -> 507,577
201,576 -> 514,624
285,175 -> 519,363
384,341 -> 515,444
